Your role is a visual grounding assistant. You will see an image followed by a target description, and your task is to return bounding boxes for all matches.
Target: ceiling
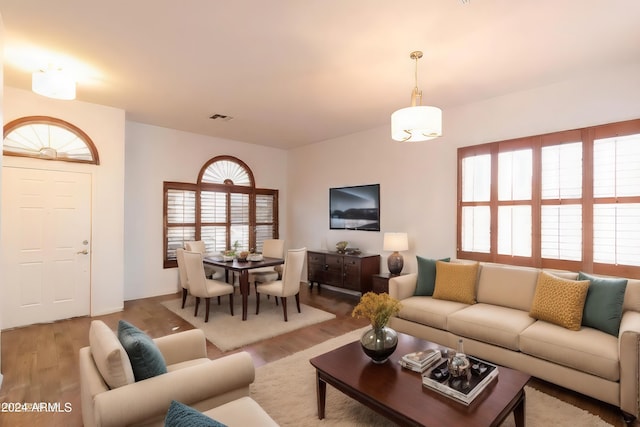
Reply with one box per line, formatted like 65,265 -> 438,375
2,1 -> 639,150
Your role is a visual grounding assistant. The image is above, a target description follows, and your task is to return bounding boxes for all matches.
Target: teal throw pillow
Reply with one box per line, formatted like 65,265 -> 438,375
414,256 -> 450,296
117,320 -> 167,381
165,401 -> 227,427
578,272 -> 627,336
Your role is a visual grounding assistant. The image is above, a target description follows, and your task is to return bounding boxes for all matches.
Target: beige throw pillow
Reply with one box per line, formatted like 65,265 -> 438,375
432,261 -> 479,305
89,320 -> 135,389
529,271 -> 589,331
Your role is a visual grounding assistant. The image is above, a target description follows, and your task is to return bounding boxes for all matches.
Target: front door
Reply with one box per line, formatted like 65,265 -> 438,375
1,167 -> 91,329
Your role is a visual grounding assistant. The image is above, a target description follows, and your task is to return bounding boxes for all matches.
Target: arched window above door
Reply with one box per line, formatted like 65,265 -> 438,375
3,116 -> 100,165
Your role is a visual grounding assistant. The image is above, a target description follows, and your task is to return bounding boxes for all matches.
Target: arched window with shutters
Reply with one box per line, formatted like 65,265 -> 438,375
3,116 -> 100,164
163,155 -> 278,267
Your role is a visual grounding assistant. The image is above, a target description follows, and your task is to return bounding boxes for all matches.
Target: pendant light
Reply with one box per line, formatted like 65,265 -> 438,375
391,51 -> 442,142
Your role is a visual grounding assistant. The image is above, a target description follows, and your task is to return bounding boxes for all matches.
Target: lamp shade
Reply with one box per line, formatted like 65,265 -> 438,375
383,232 -> 409,252
391,105 -> 442,142
32,68 -> 76,100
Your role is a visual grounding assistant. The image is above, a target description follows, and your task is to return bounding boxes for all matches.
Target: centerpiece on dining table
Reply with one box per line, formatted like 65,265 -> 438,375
352,292 -> 402,363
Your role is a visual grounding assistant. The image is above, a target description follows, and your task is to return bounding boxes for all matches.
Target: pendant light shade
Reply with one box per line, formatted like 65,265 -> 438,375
32,67 -> 76,100
391,51 -> 442,142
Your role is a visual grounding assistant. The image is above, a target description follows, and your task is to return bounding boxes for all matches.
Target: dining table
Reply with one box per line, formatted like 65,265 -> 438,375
203,256 -> 285,321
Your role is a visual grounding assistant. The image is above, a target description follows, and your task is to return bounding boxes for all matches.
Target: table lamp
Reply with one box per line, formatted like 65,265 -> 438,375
383,232 -> 409,275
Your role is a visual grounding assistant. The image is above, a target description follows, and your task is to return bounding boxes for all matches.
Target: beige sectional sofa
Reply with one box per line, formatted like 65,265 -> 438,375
79,322 -> 278,427
388,261 -> 640,423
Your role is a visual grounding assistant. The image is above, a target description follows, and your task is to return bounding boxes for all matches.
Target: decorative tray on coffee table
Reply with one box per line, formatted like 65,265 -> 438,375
422,356 -> 499,405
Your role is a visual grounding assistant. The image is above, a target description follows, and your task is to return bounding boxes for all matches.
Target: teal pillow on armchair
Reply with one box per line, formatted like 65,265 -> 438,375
414,256 -> 450,296
117,320 -> 168,381
578,272 -> 627,336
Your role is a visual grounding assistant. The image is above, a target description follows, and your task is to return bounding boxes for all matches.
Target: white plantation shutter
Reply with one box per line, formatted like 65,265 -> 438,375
230,193 -> 250,251
593,134 -> 640,266
166,189 -> 196,260
461,206 -> 490,253
462,154 -> 491,202
255,194 -> 275,252
540,142 -> 583,261
498,150 -> 532,201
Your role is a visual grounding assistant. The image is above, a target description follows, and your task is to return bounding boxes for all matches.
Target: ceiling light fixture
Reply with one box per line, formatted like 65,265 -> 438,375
391,51 -> 442,142
32,66 -> 76,100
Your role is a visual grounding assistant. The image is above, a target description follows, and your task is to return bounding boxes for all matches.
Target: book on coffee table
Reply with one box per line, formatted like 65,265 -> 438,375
422,356 -> 499,405
399,349 -> 441,372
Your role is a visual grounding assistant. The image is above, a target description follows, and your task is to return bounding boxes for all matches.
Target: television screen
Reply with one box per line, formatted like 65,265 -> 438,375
329,184 -> 380,231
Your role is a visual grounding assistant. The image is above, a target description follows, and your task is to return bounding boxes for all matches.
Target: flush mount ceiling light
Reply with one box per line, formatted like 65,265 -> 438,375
391,51 -> 442,142
32,66 -> 76,100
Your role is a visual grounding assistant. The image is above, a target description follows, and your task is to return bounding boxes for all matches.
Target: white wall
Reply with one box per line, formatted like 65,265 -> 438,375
2,87 -> 126,316
0,11 -> 5,387
123,122 -> 289,300
288,62 -> 640,276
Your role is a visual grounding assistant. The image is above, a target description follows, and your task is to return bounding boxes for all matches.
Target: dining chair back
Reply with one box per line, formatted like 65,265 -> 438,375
176,248 -> 190,308
281,247 -> 307,297
185,240 -> 223,280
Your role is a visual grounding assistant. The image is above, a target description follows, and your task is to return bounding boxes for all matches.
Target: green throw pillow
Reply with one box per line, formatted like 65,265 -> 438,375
415,256 -> 450,296
117,320 -> 167,381
165,401 -> 227,427
578,272 -> 627,336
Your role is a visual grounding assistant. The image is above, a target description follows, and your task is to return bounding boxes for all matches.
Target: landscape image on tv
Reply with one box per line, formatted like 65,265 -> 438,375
329,184 -> 380,231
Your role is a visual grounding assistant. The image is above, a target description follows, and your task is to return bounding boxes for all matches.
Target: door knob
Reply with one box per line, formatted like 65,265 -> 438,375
77,249 -> 89,255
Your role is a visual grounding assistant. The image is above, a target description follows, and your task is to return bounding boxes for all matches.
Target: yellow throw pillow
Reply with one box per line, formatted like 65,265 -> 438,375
432,261 -> 479,305
529,271 -> 590,330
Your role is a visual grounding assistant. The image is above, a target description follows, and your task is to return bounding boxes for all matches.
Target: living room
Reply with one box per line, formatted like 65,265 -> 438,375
1,1 -> 640,426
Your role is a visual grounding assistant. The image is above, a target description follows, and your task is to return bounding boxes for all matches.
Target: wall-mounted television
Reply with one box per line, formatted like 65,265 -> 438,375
329,184 -> 380,231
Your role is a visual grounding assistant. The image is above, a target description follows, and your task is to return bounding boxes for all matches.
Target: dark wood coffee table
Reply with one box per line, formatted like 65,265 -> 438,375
309,332 -> 530,427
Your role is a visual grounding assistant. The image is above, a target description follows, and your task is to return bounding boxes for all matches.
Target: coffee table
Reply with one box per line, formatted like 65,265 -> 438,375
309,332 -> 530,427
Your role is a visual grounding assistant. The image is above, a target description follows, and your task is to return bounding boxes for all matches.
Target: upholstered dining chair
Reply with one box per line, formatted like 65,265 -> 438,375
249,239 -> 285,291
183,250 -> 235,322
176,248 -> 190,309
185,240 -> 224,280
255,247 -> 307,321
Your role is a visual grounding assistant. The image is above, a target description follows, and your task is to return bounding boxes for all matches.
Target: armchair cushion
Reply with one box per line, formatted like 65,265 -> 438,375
165,400 -> 227,427
89,320 -> 134,389
414,256 -> 450,296
118,320 -> 167,381
578,272 -> 627,336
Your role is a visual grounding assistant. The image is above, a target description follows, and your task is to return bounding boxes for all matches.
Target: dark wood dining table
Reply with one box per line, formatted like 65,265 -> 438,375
203,256 -> 285,321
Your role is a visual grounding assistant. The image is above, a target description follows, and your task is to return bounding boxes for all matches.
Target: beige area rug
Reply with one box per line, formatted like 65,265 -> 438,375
162,295 -> 335,351
251,328 -> 612,427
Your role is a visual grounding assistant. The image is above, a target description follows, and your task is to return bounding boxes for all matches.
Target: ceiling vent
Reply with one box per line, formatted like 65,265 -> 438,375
209,113 -> 233,122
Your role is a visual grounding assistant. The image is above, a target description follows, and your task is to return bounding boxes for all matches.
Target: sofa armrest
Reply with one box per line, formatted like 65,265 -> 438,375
389,273 -> 418,300
619,310 -> 640,419
93,351 -> 254,427
154,328 -> 207,365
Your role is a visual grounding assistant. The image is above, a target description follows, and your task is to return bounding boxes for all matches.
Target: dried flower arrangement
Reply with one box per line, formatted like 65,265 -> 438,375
352,292 -> 401,329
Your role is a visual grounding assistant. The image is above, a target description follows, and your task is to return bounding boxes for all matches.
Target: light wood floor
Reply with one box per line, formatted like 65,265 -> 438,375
0,285 -> 633,427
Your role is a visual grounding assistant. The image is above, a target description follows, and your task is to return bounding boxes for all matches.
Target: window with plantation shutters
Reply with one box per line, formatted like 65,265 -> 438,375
163,156 -> 278,267
457,118 -> 640,278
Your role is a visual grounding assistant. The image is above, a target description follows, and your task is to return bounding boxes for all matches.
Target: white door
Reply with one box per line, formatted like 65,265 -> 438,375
1,167 -> 91,329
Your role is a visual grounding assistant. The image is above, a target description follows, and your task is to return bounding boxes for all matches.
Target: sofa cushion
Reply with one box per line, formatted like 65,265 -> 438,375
476,263 -> 539,311
529,271 -> 589,330
89,320 -> 135,389
415,256 -> 450,296
432,261 -> 479,305
203,397 -> 279,427
578,272 -> 627,336
396,296 -> 468,330
448,304 -> 536,351
165,400 -> 227,427
623,278 -> 640,312
519,321 -> 619,381
118,320 -> 168,381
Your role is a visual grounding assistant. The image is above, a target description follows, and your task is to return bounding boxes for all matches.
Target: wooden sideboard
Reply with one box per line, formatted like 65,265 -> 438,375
307,250 -> 380,293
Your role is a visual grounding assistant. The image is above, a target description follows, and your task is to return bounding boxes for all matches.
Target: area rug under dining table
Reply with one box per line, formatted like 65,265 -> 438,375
251,327 -> 613,427
162,294 -> 335,351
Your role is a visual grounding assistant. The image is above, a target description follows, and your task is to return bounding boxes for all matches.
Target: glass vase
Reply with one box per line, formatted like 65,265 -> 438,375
360,325 -> 398,364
